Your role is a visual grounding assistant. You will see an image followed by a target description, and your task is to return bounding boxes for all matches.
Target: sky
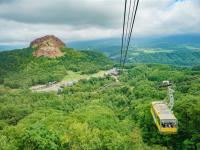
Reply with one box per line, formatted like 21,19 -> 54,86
0,0 -> 200,45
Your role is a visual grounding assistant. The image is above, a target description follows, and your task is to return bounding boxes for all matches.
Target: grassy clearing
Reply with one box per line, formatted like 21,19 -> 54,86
184,45 -> 200,51
133,48 -> 174,54
129,48 -> 174,54
61,70 -> 106,83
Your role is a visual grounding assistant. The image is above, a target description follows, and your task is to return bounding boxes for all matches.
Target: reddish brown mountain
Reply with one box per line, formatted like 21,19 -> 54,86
31,35 -> 65,58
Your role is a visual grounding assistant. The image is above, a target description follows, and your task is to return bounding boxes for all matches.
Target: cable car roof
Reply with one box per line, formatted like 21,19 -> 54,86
159,114 -> 176,120
152,101 -> 177,120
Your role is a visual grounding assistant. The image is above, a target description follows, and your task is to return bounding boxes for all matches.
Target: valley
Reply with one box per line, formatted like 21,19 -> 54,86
0,36 -> 199,150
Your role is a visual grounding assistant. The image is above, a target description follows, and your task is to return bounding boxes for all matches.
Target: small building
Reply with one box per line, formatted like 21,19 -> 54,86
62,80 -> 78,87
105,68 -> 119,76
57,87 -> 63,95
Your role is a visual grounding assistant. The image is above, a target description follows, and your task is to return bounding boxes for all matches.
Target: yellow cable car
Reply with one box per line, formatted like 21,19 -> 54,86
151,81 -> 178,134
151,101 -> 178,134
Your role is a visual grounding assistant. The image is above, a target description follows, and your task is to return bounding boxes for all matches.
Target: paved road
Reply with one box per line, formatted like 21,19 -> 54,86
30,69 -> 119,93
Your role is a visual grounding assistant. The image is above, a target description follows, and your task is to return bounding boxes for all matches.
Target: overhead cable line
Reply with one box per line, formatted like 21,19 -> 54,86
122,0 -> 136,69
120,0 -> 128,67
123,0 -> 133,57
122,0 -> 139,69
120,0 -> 140,70
120,0 -> 133,69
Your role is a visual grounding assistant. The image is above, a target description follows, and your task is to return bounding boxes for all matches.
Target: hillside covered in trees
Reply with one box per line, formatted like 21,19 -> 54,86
0,46 -> 200,150
0,47 -> 112,88
70,35 -> 200,66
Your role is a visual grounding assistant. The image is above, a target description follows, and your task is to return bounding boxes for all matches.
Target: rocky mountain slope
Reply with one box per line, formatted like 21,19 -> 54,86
31,35 -> 65,58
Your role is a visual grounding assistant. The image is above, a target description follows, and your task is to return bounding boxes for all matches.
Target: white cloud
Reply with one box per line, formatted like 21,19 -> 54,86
0,0 -> 199,44
0,19 -> 121,45
134,0 -> 200,36
0,0 -> 123,27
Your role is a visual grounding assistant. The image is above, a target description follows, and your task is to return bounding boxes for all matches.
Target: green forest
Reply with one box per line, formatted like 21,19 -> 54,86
0,47 -> 112,88
0,47 -> 200,150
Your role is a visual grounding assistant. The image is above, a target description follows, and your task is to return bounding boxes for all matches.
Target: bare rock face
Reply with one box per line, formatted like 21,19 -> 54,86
31,35 -> 65,58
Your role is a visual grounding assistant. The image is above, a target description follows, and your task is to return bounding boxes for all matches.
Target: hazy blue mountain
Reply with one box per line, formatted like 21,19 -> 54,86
69,34 -> 200,66
69,34 -> 200,50
0,44 -> 27,52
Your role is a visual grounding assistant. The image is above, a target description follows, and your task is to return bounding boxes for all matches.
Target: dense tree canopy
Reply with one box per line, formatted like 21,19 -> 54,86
0,47 -> 199,149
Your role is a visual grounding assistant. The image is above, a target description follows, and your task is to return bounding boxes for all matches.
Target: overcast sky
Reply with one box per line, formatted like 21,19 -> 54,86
0,0 -> 199,45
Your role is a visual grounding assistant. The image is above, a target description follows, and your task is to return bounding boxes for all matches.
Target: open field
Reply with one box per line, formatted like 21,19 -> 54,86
61,70 -> 106,83
31,70 -> 107,92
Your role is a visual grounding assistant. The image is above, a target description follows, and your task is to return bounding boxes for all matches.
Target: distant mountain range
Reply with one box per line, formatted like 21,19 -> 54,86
69,34 -> 200,50
0,45 -> 26,52
1,34 -> 200,66
69,34 -> 200,66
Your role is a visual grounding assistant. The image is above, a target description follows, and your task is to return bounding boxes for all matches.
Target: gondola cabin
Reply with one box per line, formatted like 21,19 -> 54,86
151,101 -> 178,134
